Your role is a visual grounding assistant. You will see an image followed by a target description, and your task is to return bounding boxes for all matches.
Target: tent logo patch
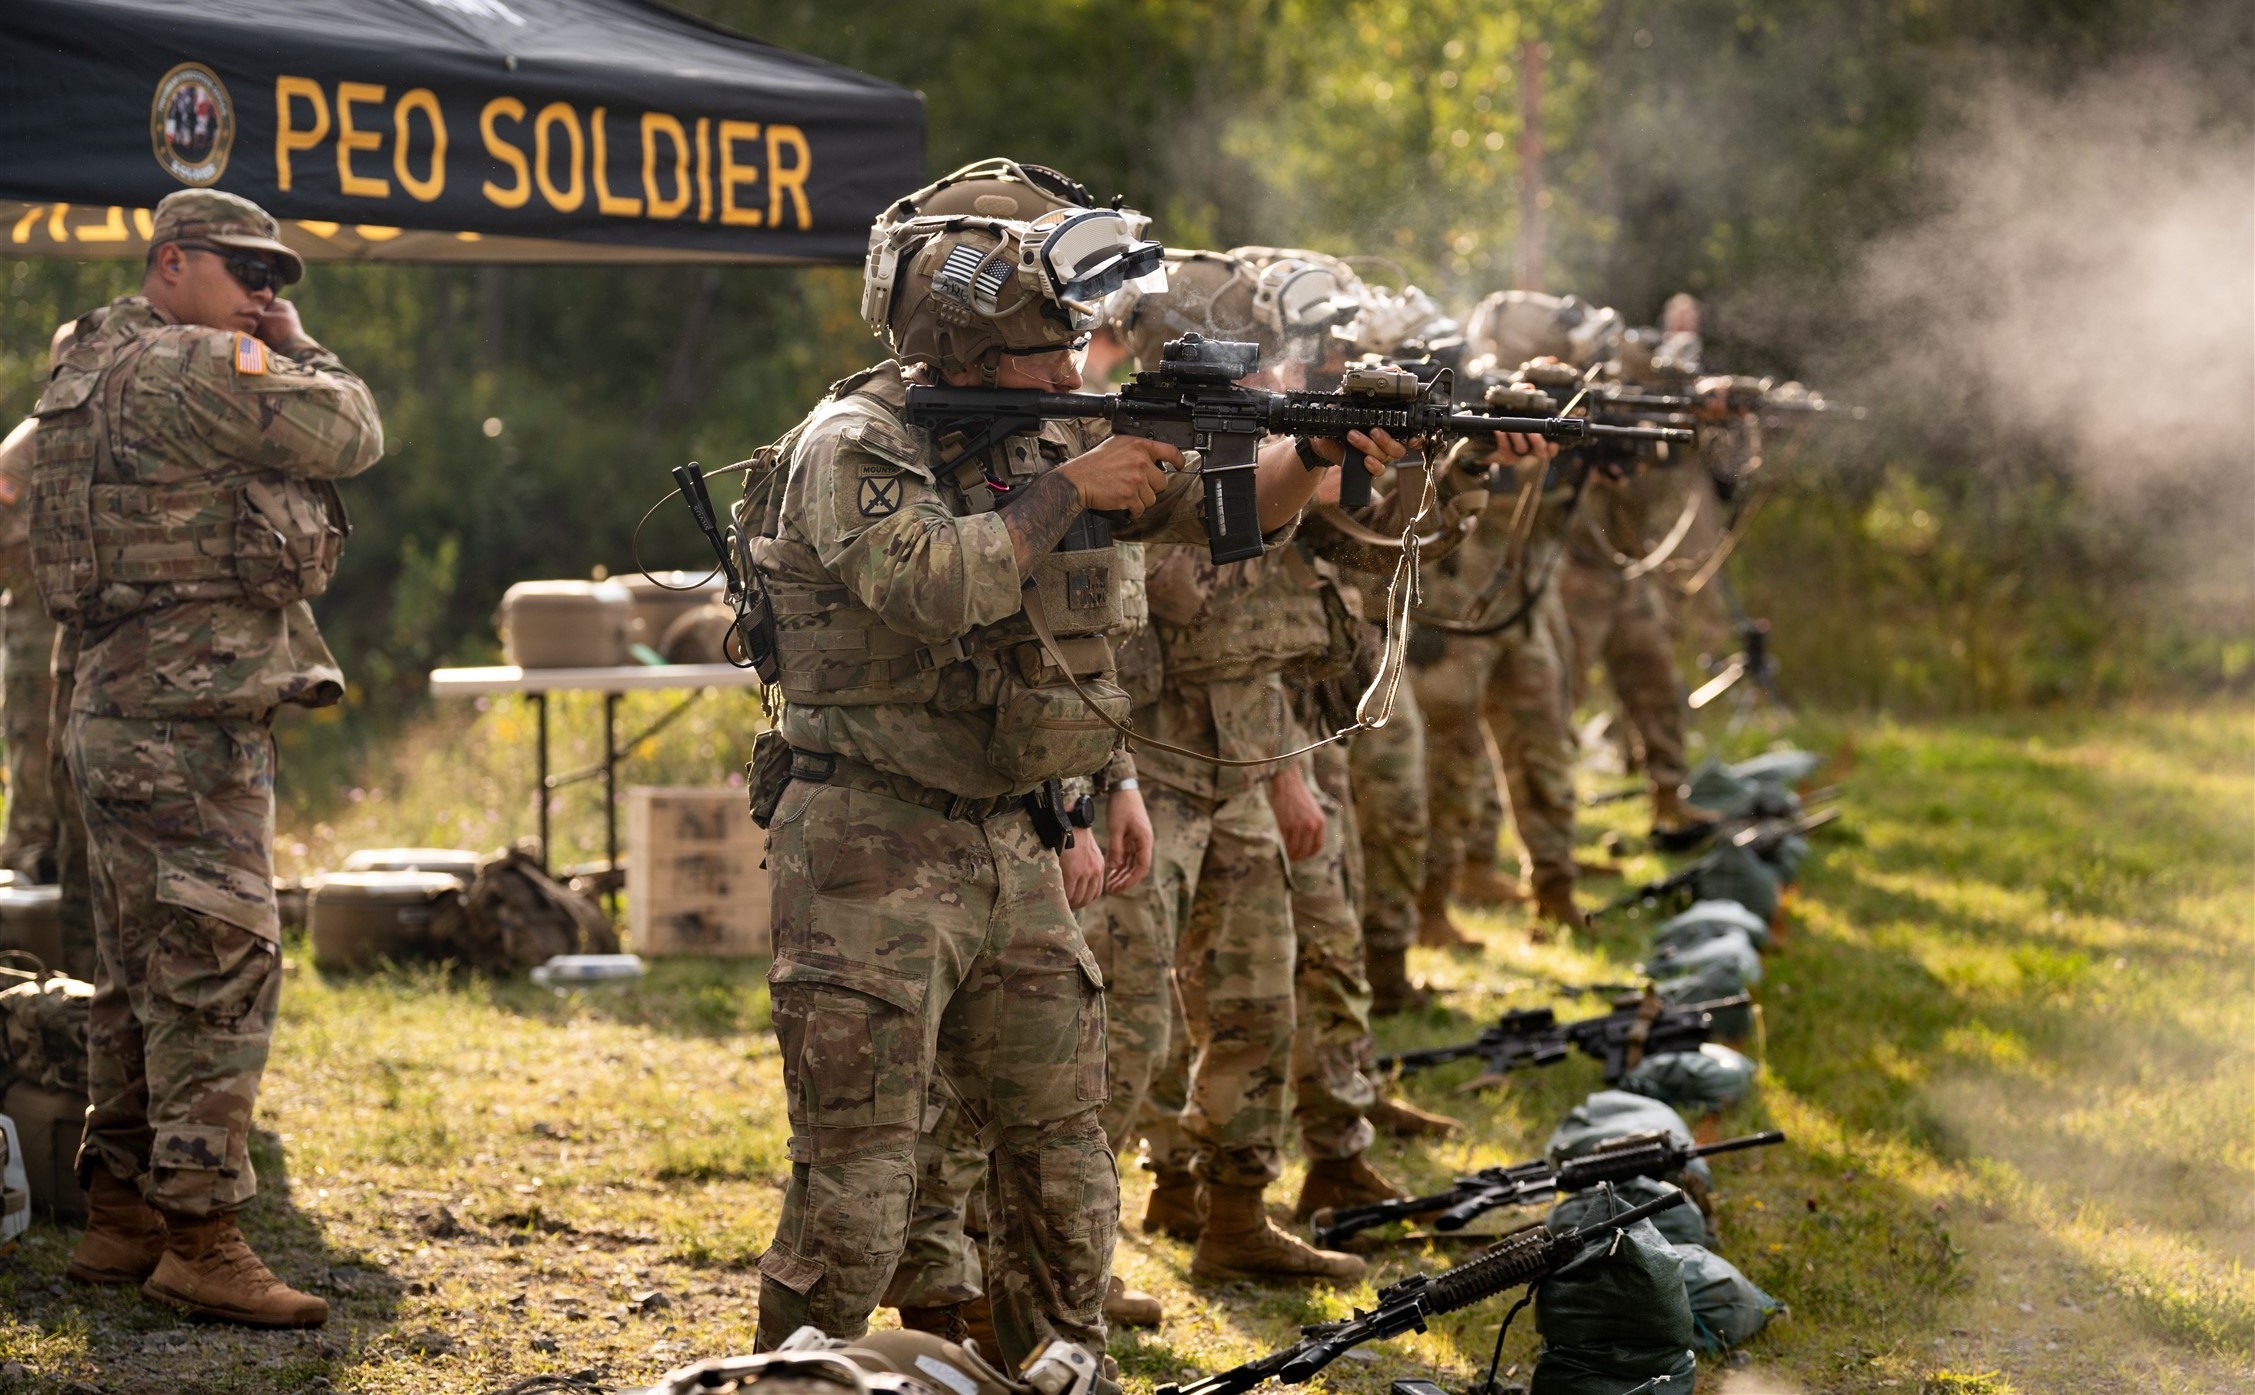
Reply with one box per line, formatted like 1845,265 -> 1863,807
150,64 -> 235,187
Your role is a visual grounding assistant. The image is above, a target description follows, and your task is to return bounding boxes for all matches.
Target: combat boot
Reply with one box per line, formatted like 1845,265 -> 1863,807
1142,1166 -> 1205,1240
1415,876 -> 1482,951
956,1294 -> 1001,1358
1653,784 -> 1724,836
897,1303 -> 972,1345
1292,1155 -> 1407,1222
1365,1093 -> 1462,1138
1365,945 -> 1432,1016
1453,860 -> 1528,906
142,1213 -> 328,1328
1103,1273 -> 1164,1328
65,1171 -> 167,1286
1191,1183 -> 1366,1284
1532,870 -> 1584,938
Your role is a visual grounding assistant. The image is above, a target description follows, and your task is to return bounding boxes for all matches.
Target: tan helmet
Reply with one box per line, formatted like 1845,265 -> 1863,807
863,164 -> 1163,379
1103,249 -> 1262,371
1350,283 -> 1459,357
1466,290 -> 1622,370
882,157 -> 1094,223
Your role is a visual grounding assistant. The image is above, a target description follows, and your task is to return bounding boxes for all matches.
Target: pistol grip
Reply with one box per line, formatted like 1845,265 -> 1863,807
1337,446 -> 1373,509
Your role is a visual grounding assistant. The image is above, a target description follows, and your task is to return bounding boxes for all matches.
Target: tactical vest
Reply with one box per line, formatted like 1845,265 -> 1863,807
1158,543 -> 1339,686
28,321 -> 347,627
745,368 -> 1130,786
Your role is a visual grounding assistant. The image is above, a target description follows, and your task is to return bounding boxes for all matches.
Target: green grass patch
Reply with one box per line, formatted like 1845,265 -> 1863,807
1,704 -> 2249,1392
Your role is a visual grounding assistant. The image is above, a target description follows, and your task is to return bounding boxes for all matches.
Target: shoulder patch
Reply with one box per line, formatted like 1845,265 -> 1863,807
233,334 -> 268,376
857,472 -> 905,518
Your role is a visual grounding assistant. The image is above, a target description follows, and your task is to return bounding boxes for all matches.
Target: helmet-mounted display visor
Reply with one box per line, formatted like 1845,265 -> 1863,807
1029,208 -> 1167,327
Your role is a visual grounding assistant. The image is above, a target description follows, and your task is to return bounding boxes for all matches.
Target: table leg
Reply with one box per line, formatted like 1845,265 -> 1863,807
534,692 -> 550,873
604,692 -> 621,916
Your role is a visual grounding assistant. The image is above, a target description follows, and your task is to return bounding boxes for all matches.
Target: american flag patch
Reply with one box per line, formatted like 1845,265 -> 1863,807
234,334 -> 267,376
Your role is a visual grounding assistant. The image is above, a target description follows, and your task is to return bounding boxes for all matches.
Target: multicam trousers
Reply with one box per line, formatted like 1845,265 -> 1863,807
756,775 -> 1114,1368
0,586 -> 56,879
1346,680 -> 1427,955
1410,581 -> 1579,890
68,714 -> 282,1219
1288,742 -> 1378,1161
1559,558 -> 1694,792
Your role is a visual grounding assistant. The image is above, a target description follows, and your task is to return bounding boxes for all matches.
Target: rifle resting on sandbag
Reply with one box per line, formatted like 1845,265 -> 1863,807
903,333 -> 1691,561
1157,1189 -> 1694,1395
1311,1129 -> 1785,1248
1597,807 -> 1841,918
1376,990 -> 1752,1089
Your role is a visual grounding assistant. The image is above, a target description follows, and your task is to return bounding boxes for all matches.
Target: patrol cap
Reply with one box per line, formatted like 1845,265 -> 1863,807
150,189 -> 304,285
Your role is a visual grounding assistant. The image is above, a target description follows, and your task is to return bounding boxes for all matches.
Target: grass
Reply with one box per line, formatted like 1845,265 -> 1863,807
1,703 -> 2251,1394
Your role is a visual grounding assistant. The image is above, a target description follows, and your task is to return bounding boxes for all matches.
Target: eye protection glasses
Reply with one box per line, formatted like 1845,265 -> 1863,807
175,242 -> 297,294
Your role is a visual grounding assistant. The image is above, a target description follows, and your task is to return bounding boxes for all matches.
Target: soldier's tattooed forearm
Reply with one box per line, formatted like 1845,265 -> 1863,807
1002,469 -> 1087,573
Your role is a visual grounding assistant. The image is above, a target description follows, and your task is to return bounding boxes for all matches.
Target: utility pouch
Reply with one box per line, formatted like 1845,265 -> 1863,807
234,476 -> 349,608
747,728 -> 794,829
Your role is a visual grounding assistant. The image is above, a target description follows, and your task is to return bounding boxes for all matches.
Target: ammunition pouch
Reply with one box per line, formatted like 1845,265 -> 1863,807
747,728 -> 794,829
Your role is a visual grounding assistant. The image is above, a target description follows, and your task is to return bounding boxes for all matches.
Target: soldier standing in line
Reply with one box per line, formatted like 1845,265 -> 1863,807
34,189 -> 382,1325
744,173 -> 1377,1367
0,408 -> 59,889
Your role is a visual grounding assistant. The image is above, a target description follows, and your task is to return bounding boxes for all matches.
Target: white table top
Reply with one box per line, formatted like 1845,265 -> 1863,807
429,663 -> 768,697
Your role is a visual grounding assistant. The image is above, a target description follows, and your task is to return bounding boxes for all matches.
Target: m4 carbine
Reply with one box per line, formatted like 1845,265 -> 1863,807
1157,1189 -> 1692,1395
1309,1129 -> 1785,1248
1375,990 -> 1751,1087
901,334 -> 1690,564
1597,807 -> 1841,917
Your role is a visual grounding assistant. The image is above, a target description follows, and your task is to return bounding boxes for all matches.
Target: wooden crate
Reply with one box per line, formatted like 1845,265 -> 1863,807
626,786 -> 770,956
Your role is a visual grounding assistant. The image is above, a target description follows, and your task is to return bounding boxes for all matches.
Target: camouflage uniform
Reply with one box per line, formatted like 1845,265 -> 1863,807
0,436 -> 59,881
749,363 -> 1226,1363
1124,543 -> 1327,1190
1410,473 -> 1580,897
1342,580 -> 1425,956
1559,478 -> 1693,794
1285,731 -> 1377,1162
33,293 -> 381,1219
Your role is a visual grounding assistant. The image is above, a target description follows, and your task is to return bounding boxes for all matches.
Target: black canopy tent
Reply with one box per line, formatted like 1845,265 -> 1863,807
0,0 -> 924,264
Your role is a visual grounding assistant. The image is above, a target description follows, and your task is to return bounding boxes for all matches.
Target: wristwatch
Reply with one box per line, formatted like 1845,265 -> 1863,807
1294,435 -> 1331,472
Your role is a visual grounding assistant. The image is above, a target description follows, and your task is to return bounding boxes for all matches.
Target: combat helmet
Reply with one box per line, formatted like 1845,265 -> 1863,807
1103,249 -> 1261,372
862,160 -> 1164,381
1465,290 -> 1623,371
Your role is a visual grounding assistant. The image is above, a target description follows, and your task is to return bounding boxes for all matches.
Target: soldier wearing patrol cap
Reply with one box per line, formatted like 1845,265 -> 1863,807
30,188 -> 382,1326
742,160 -> 1374,1370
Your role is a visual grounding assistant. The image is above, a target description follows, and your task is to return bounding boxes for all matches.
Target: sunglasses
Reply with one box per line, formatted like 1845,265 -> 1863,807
175,242 -> 293,294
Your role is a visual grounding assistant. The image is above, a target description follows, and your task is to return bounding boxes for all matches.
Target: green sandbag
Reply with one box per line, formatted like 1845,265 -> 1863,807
1692,842 -> 1780,923
1764,831 -> 1813,884
1529,1218 -> 1699,1395
1548,1176 -> 1711,1249
1731,749 -> 1821,789
1617,1044 -> 1758,1114
1653,899 -> 1772,954
1675,1241 -> 1785,1353
1684,756 -> 1753,812
1650,925 -> 1763,987
1548,1091 -> 1713,1189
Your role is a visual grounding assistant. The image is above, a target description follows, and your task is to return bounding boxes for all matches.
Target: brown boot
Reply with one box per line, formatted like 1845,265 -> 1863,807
142,1213 -> 328,1328
1416,876 -> 1482,951
1453,860 -> 1529,906
1653,784 -> 1724,835
1365,1093 -> 1462,1138
1192,1183 -> 1366,1284
1292,1155 -> 1407,1223
956,1294 -> 1001,1359
1103,1273 -> 1164,1328
897,1303 -> 972,1345
1532,870 -> 1583,939
65,1171 -> 168,1286
1365,944 -> 1432,1016
1142,1166 -> 1205,1240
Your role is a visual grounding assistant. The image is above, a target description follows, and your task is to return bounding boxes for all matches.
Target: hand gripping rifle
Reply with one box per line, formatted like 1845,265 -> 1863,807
1597,807 -> 1841,918
1375,990 -> 1752,1088
901,334 -> 1690,564
1310,1129 -> 1785,1248
1157,1189 -> 1693,1395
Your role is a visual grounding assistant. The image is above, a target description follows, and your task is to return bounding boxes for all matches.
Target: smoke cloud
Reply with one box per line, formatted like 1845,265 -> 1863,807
1849,61 -> 2254,551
